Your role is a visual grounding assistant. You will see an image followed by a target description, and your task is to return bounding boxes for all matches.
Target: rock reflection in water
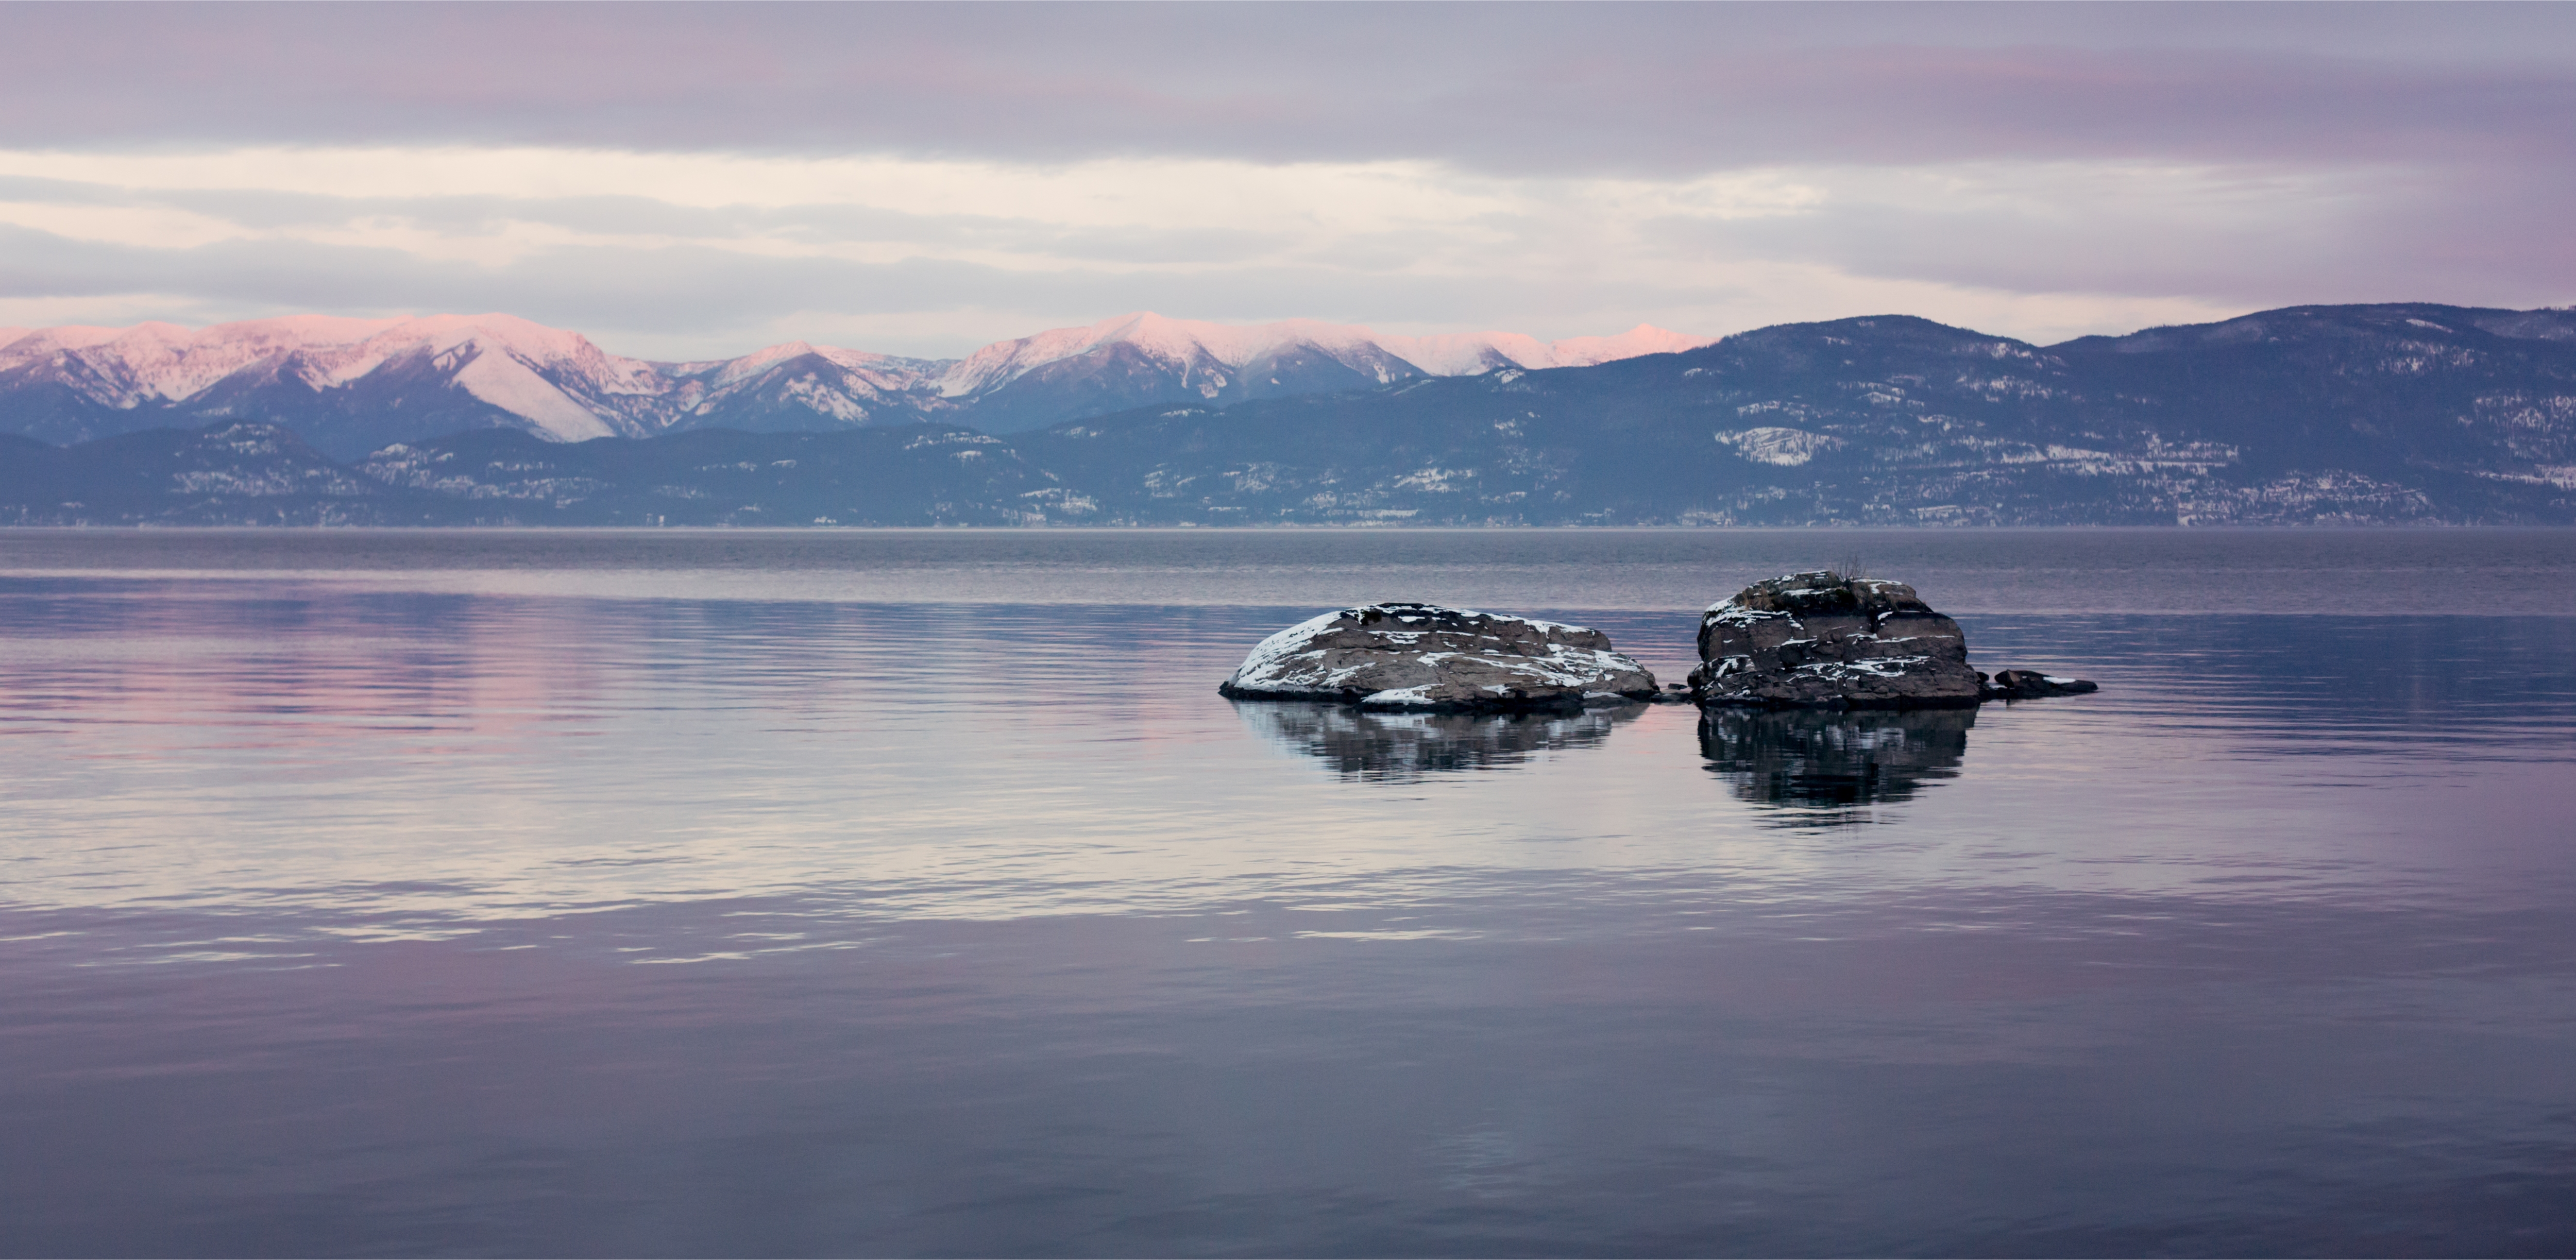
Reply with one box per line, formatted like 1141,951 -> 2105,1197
1698,707 -> 1975,816
1232,701 -> 1639,782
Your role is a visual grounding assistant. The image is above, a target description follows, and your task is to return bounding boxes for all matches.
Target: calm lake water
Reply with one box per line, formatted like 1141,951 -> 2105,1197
4,527 -> 2574,1257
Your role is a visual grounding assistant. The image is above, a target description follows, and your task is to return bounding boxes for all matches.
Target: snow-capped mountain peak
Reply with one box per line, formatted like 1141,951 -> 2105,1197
301,314 -> 638,387
1,316 -> 402,406
276,315 -> 663,441
0,324 -> 133,358
1375,324 -> 1714,374
0,310 -> 1710,453
935,311 -> 1712,400
1371,331 -> 1549,376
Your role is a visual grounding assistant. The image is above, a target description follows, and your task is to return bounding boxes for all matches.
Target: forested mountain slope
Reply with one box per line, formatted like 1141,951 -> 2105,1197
1016,304 -> 2576,524
4,304 -> 2569,526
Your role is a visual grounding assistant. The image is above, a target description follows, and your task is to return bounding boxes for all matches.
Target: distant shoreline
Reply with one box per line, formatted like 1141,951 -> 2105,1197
8,305 -> 2576,528
4,522 -> 2562,533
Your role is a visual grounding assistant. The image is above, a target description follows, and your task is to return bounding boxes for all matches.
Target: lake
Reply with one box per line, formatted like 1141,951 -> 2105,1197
4,527 -> 2574,1257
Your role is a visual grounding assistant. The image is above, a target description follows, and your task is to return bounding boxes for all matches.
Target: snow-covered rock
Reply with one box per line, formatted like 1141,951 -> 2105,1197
1688,571 -> 1986,709
1220,602 -> 1660,711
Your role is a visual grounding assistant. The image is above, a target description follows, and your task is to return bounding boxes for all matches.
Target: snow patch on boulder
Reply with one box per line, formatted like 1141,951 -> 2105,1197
1222,602 -> 1659,712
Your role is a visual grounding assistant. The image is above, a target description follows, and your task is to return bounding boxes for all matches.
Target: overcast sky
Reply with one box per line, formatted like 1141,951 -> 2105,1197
4,1 -> 2572,359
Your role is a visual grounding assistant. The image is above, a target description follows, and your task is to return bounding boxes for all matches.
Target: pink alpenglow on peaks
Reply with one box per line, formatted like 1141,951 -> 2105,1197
0,310 -> 1714,451
936,313 -> 1413,399
0,313 -> 668,443
1,317 -> 400,407
0,324 -> 143,356
938,312 -> 1714,397
1545,325 -> 1715,366
1367,325 -> 1715,376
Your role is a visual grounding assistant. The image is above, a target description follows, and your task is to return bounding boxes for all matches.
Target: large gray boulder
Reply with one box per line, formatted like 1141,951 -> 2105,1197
1687,571 -> 1984,709
1221,602 -> 1660,711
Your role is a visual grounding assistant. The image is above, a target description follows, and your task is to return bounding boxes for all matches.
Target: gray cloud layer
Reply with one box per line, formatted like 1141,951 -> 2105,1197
11,3 -> 2572,172
5,2 -> 2572,355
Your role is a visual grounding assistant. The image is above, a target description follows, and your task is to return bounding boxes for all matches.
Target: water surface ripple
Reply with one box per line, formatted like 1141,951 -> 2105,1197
3,529 -> 2572,1256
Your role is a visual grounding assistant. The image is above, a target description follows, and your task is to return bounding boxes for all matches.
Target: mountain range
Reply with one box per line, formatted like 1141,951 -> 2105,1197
2,302 -> 2571,526
1019,303 -> 2576,526
0,312 -> 1707,458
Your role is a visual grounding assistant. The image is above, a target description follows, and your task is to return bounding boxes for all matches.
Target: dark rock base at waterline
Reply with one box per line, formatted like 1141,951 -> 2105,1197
1691,672 -> 2100,711
1218,682 -> 1620,715
1695,692 -> 1988,712
1982,670 -> 2102,701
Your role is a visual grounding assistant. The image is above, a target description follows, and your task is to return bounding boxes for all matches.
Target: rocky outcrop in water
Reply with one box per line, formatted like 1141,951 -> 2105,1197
1981,669 -> 2100,700
1219,602 -> 1660,711
1689,571 -> 2099,708
1688,572 -> 1986,709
